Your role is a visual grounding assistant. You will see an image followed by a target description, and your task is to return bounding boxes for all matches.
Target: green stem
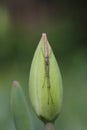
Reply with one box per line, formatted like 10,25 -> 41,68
45,123 -> 54,130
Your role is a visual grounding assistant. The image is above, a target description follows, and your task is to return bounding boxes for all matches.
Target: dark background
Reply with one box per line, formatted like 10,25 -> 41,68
0,0 -> 87,130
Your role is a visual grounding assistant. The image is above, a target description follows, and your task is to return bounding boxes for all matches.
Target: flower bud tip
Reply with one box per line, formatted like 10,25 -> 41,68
42,33 -> 47,43
42,33 -> 46,37
12,80 -> 18,87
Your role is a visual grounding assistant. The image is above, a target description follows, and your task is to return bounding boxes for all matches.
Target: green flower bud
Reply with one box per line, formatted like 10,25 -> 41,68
29,33 -> 63,123
11,81 -> 33,130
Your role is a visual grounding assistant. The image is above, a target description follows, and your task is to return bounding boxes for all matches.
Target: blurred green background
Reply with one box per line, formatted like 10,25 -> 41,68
0,1 -> 87,130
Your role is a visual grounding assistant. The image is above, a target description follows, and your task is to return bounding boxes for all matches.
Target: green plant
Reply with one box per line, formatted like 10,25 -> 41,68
11,81 -> 33,130
11,33 -> 63,130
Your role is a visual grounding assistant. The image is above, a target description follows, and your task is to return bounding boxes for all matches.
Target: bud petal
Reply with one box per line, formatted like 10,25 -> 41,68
29,33 -> 63,122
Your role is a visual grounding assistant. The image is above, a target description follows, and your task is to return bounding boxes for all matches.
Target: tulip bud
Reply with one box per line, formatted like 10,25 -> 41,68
11,81 -> 33,130
29,33 -> 63,123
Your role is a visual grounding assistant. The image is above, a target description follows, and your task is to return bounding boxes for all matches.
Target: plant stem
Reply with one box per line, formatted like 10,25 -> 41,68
45,123 -> 54,130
